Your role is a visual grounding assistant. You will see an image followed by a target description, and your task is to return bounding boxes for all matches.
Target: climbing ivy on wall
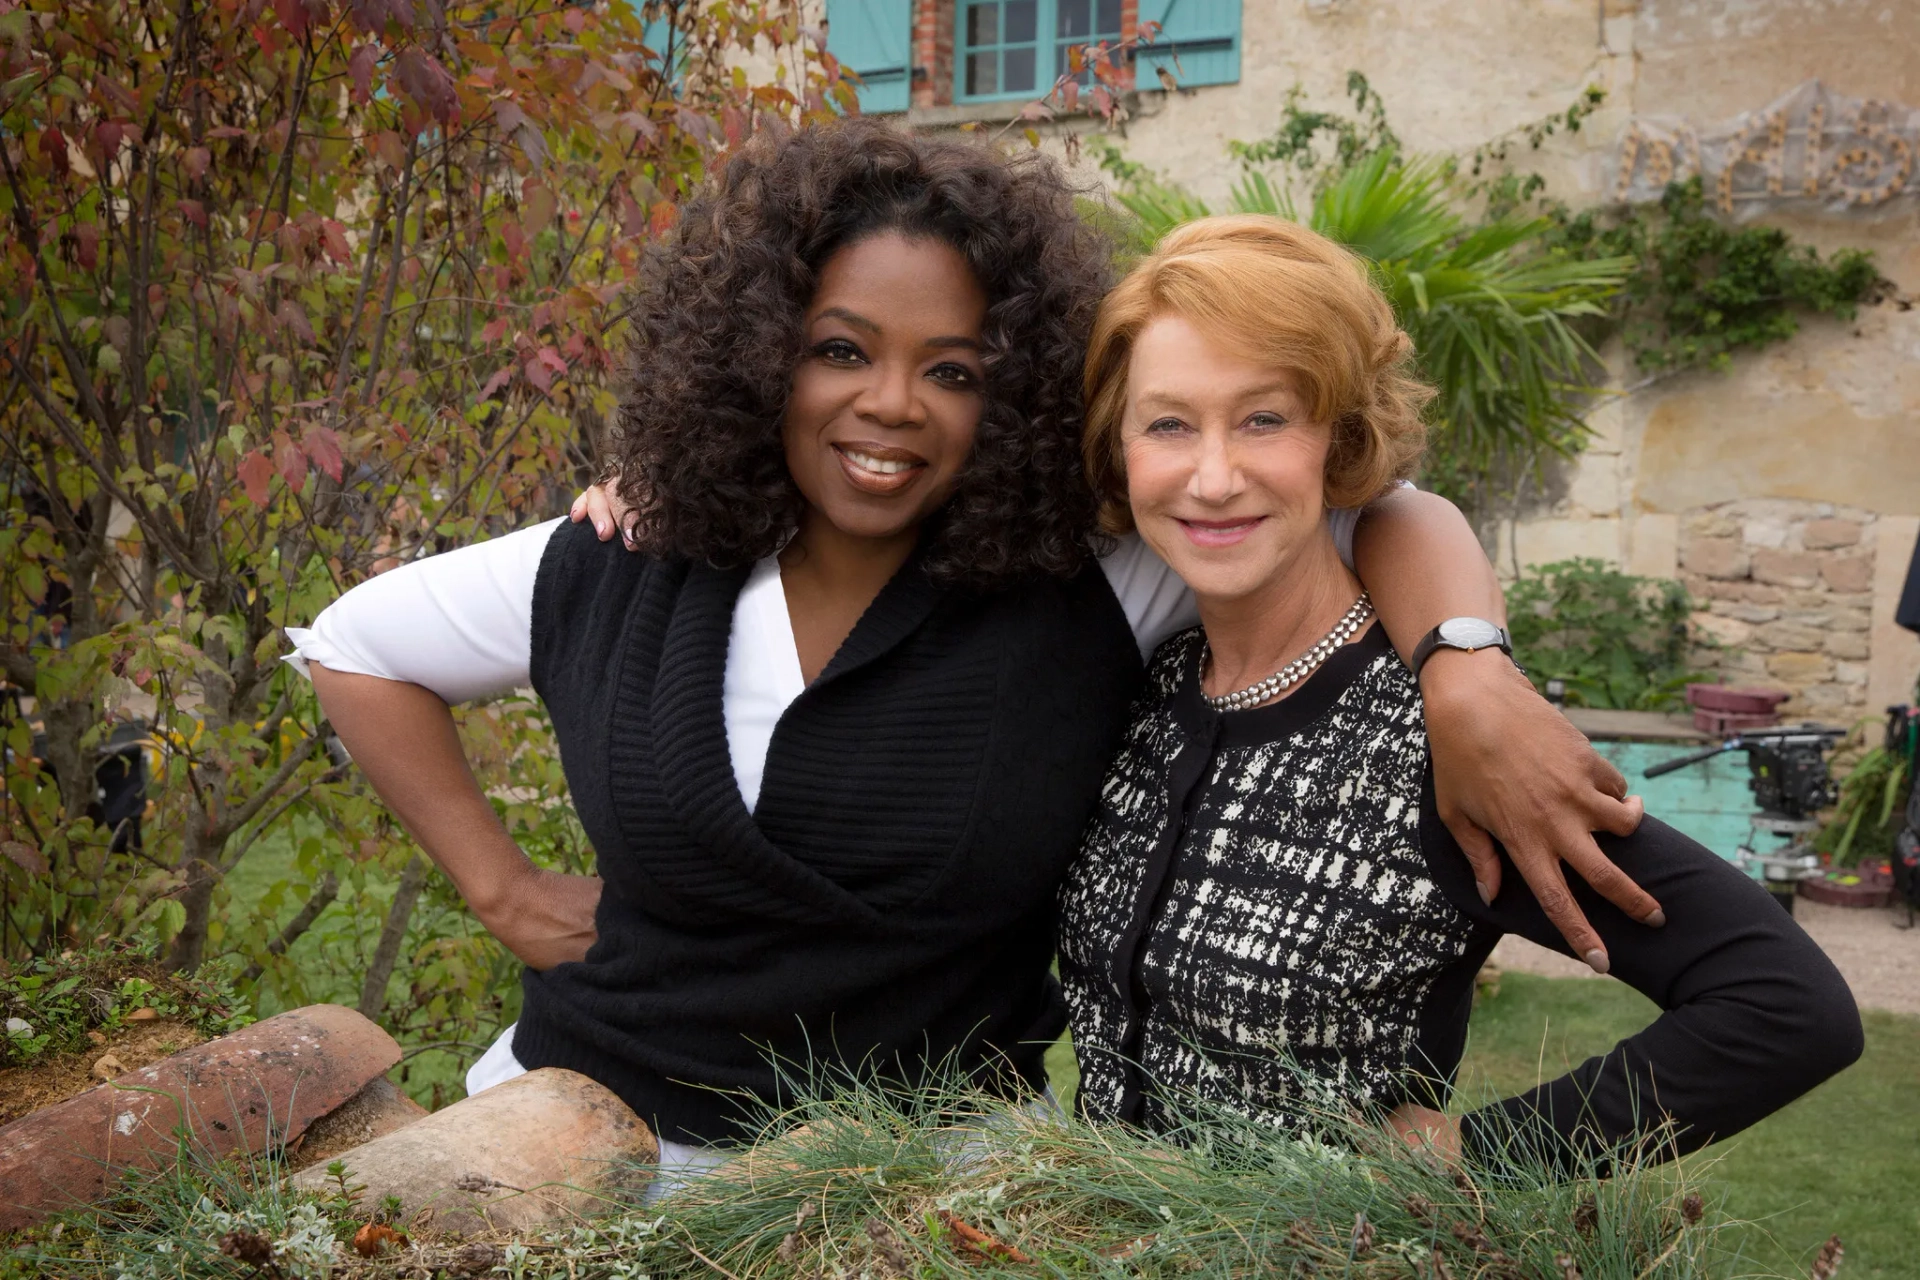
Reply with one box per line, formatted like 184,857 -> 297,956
1542,178 -> 1881,374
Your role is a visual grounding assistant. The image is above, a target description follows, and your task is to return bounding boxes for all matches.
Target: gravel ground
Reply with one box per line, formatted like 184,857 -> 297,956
1491,897 -> 1920,1016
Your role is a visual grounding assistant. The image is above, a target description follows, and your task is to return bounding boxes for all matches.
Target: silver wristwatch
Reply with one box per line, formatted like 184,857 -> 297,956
1409,617 -> 1514,679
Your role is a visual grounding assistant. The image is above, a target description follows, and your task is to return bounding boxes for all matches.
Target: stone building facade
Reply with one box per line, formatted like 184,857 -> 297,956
811,0 -> 1920,725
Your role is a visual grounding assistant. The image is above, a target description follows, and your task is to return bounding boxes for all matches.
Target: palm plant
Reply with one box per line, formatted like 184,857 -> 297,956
1106,149 -> 1634,500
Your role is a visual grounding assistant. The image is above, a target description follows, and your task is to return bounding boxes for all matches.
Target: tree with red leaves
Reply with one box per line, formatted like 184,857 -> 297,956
0,0 -> 846,999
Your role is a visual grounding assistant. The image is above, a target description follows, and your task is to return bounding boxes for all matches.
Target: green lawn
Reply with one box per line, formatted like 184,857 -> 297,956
1044,975 -> 1917,1279
1456,973 -> 1918,1280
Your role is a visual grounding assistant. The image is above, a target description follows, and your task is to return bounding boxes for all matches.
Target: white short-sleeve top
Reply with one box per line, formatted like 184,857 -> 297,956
287,511 -> 1365,813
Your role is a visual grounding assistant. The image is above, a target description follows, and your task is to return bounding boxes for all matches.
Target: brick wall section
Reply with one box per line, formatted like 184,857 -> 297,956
911,0 -> 954,107
1679,498 -> 1879,722
1119,0 -> 1138,90
912,0 -> 938,107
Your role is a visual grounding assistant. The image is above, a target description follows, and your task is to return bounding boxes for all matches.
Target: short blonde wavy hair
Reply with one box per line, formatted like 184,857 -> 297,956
1082,214 -> 1432,533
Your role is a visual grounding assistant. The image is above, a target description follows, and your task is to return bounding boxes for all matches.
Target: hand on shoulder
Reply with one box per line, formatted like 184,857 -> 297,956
570,481 -> 635,548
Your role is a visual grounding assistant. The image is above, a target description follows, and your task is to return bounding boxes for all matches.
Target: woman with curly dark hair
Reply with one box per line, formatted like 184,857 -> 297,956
291,117 -> 1659,1188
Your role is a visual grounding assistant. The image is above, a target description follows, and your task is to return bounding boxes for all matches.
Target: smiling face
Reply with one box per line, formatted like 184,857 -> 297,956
1122,313 -> 1336,606
781,232 -> 989,546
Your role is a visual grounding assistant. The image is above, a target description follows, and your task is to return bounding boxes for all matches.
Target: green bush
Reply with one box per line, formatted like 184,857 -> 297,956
1506,559 -> 1705,711
1814,736 -> 1912,869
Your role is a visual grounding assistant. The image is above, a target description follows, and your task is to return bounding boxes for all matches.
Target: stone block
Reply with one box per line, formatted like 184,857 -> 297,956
1766,651 -> 1834,684
1803,518 -> 1863,550
1800,683 -> 1857,713
1756,621 -> 1825,652
1511,518 -> 1622,573
0,1006 -> 398,1233
1751,548 -> 1822,588
1829,607 -> 1872,633
1626,514 -> 1680,580
289,1068 -> 659,1236
1721,651 -> 1773,679
1820,554 -> 1874,594
1836,661 -> 1869,686
1567,456 -> 1621,515
1681,537 -> 1749,581
1825,631 -> 1870,661
1710,600 -> 1780,624
1690,611 -> 1752,646
1686,512 -> 1740,538
1741,518 -> 1789,549
1738,583 -> 1787,605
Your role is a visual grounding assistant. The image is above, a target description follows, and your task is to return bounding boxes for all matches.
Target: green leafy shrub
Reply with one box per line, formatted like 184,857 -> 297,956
1506,559 -> 1705,711
1814,737 -> 1912,869
1,942 -> 251,1068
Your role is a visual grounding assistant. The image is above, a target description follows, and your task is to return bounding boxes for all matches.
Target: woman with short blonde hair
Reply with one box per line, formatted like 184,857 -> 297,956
1083,215 -> 1427,526
1058,214 -> 1859,1171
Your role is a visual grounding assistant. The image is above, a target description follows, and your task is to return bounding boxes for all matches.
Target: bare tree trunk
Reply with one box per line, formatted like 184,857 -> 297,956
39,700 -> 99,835
165,827 -> 221,973
357,854 -> 427,1023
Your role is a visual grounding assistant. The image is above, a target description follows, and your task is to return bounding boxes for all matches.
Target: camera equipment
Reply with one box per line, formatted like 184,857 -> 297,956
1644,725 -> 1844,915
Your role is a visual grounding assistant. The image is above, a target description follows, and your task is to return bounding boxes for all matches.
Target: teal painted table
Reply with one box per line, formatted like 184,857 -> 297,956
1592,739 -> 1757,864
1557,709 -> 1764,865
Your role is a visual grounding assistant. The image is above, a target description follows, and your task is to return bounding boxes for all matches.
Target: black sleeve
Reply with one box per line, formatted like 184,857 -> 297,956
1418,779 -> 1864,1175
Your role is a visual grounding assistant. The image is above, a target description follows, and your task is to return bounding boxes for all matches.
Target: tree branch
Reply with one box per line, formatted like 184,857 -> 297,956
239,870 -> 339,984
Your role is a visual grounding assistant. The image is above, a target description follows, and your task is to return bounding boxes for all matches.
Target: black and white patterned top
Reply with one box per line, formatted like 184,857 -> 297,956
1058,622 -> 1863,1170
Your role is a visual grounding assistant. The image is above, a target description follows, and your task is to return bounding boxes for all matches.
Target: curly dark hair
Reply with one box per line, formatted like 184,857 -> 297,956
610,116 -> 1115,588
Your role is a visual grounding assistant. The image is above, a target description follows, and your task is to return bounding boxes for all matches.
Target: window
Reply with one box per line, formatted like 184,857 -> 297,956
958,0 -> 1122,102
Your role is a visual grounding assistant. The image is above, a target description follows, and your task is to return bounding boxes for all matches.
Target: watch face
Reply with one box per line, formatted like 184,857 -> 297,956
1437,617 -> 1505,649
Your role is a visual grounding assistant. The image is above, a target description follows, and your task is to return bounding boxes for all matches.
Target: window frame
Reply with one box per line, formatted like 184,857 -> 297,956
954,0 -> 1123,105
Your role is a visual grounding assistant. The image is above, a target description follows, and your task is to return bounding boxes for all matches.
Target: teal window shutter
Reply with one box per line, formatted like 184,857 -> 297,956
1136,0 -> 1240,87
825,0 -> 913,114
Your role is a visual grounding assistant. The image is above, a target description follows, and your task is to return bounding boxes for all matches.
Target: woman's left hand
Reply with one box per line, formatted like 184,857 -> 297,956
1421,649 -> 1662,974
1385,1102 -> 1463,1165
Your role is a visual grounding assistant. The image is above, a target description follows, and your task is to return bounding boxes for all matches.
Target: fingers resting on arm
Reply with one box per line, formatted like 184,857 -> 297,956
1348,487 -> 1660,969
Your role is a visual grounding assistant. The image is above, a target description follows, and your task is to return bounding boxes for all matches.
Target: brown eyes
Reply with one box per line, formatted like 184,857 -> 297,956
809,340 -> 979,390
813,339 -> 864,364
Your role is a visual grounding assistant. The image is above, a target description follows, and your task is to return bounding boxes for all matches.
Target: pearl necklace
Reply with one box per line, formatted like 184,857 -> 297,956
1202,593 -> 1375,712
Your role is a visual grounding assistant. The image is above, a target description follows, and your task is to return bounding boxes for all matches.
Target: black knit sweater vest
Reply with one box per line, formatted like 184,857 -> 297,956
512,519 -> 1143,1145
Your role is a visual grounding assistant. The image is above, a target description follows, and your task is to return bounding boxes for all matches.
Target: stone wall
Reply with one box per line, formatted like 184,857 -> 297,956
1678,500 -> 1881,722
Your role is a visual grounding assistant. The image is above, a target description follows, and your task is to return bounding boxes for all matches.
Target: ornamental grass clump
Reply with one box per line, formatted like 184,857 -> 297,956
638,1082 -> 1725,1280
5,1075 -> 1772,1279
